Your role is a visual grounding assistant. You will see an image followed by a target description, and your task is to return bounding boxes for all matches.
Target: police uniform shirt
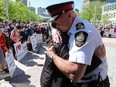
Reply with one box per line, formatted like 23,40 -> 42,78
67,17 -> 108,81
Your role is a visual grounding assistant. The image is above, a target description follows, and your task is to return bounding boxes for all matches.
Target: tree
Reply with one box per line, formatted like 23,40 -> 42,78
81,1 -> 106,23
101,14 -> 110,25
8,1 -> 42,22
0,0 -> 42,22
0,0 -> 6,21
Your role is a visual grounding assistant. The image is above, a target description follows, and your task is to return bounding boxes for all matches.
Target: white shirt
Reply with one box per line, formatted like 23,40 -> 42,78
68,17 -> 108,81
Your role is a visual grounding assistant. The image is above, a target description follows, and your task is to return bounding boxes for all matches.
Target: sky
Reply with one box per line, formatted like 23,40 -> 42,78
28,0 -> 83,12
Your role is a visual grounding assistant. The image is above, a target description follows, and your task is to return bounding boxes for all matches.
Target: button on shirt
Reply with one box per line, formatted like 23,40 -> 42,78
67,17 -> 108,81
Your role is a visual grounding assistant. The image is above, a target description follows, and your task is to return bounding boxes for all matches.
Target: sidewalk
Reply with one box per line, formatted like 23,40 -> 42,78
0,38 -> 116,87
103,38 -> 116,87
0,43 -> 46,87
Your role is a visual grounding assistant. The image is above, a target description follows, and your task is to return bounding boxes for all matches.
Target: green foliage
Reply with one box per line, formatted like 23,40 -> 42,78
0,0 -> 42,22
81,1 -> 106,23
101,14 -> 110,25
0,0 -> 6,21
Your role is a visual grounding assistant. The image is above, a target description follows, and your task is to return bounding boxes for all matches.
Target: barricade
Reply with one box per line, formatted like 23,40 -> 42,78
0,33 -> 43,79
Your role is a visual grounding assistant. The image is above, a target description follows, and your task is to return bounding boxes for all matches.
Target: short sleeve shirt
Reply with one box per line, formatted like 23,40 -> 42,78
68,17 -> 102,65
67,17 -> 108,80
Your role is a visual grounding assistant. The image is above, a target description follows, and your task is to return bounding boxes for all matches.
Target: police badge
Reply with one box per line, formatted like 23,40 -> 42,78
76,22 -> 85,30
75,31 -> 88,47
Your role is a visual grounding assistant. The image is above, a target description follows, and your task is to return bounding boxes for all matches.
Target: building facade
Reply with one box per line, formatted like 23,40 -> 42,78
37,7 -> 46,16
102,2 -> 116,26
107,0 -> 116,3
30,7 -> 36,13
37,7 -> 51,22
16,0 -> 27,6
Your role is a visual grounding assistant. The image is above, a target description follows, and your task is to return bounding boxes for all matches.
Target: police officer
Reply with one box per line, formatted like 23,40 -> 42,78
46,1 -> 110,87
41,27 -> 106,87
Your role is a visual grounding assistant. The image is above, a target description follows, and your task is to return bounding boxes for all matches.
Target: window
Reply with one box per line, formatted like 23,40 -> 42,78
112,4 -> 115,10
115,3 -> 116,10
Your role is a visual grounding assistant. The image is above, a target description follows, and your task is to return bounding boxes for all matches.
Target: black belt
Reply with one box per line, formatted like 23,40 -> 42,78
74,80 -> 98,87
81,76 -> 94,80
81,75 -> 98,81
74,76 -> 110,87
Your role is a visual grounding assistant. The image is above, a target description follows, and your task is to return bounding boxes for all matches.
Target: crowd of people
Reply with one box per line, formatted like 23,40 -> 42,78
99,25 -> 116,37
0,20 -> 51,75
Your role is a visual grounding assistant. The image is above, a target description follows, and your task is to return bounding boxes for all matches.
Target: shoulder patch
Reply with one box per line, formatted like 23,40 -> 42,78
76,22 -> 85,30
75,31 -> 88,47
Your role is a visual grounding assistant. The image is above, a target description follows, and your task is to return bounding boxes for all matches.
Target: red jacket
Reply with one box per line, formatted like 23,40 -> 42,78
0,33 -> 10,54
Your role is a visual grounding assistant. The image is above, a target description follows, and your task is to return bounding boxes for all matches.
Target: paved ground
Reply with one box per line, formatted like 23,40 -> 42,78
103,38 -> 116,87
0,38 -> 116,87
0,43 -> 46,87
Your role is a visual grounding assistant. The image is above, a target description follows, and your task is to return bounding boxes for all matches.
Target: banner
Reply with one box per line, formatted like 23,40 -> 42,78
14,42 -> 23,61
22,41 -> 28,58
30,34 -> 37,50
37,34 -> 43,43
5,49 -> 16,78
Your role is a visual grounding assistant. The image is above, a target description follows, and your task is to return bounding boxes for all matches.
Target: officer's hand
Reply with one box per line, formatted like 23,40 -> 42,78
52,29 -> 62,43
46,44 -> 56,58
95,44 -> 106,59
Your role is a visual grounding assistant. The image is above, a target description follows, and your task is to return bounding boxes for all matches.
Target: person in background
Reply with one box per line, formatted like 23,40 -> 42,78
0,23 -> 10,73
3,20 -> 10,38
10,23 -> 22,43
10,23 -> 22,58
46,1 -> 110,87
35,24 -> 41,34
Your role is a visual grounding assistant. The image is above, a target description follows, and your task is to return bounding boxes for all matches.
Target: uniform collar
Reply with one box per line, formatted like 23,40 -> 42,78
67,16 -> 82,35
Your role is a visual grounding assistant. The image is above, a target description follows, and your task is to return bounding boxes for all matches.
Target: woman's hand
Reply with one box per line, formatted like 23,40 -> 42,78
46,44 -> 56,59
52,29 -> 62,43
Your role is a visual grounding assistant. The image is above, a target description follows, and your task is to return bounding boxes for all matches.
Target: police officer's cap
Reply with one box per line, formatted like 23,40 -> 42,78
46,1 -> 74,18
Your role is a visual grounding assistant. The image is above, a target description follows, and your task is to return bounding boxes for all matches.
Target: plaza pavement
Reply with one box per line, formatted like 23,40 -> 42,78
0,43 -> 46,87
103,38 -> 116,87
0,38 -> 116,87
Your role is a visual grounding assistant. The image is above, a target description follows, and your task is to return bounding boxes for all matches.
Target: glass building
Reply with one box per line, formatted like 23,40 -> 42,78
107,0 -> 116,3
37,7 -> 51,22
102,2 -> 116,25
16,0 -> 27,6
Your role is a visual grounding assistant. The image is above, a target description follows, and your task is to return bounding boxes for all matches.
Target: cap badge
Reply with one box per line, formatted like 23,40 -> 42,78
76,22 -> 85,30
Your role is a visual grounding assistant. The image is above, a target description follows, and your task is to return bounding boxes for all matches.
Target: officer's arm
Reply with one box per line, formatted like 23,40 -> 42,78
95,44 -> 106,58
51,54 -> 87,82
47,46 -> 87,82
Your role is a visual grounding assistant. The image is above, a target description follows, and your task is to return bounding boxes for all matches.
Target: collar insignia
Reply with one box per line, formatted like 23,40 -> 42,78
76,22 -> 85,30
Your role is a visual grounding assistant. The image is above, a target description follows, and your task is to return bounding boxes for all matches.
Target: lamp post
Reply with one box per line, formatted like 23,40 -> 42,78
5,0 -> 9,20
94,6 -> 96,24
29,1 -> 31,21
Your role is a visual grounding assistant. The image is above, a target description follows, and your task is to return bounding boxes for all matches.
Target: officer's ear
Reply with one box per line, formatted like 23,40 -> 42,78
67,11 -> 72,18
